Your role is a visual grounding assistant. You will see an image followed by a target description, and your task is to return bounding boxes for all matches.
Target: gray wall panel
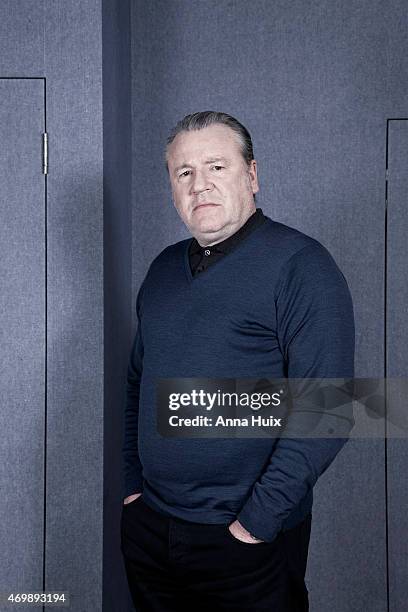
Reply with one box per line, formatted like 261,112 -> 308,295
0,2 -> 125,608
386,120 -> 408,611
130,1 -> 402,610
44,2 -> 104,610
311,441 -> 386,611
0,1 -> 44,75
0,79 -> 45,603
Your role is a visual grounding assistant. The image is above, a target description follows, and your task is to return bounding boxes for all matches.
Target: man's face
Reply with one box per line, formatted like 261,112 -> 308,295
166,124 -> 259,246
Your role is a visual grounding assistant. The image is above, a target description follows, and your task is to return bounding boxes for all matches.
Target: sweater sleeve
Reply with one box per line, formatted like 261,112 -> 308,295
237,243 -> 355,542
121,281 -> 146,499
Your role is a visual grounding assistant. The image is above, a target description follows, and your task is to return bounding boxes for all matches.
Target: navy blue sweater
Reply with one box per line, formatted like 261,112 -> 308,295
122,217 -> 355,542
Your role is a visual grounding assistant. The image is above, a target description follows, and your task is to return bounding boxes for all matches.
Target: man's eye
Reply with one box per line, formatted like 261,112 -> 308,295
179,170 -> 191,178
212,165 -> 224,171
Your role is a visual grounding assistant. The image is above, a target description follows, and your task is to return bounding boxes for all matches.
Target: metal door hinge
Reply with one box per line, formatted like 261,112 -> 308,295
42,132 -> 48,175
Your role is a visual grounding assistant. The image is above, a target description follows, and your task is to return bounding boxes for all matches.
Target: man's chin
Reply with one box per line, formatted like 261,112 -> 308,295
194,222 -> 224,236
192,225 -> 229,246
189,217 -> 223,234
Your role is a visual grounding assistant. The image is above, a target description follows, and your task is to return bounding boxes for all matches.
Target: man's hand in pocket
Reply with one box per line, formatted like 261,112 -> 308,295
228,519 -> 265,543
123,492 -> 142,505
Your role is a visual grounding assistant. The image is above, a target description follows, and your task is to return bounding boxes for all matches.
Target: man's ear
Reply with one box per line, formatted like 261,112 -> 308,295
249,159 -> 259,194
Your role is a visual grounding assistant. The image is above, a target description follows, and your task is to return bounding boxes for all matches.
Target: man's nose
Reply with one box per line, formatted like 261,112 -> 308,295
191,169 -> 212,194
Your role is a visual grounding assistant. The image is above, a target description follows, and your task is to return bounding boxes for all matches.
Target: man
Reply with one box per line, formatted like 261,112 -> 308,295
120,111 -> 355,611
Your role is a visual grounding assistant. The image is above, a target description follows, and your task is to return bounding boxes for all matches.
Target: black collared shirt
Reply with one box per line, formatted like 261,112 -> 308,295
188,208 -> 266,276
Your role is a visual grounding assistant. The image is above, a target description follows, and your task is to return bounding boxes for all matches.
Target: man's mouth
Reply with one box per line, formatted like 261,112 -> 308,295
193,203 -> 220,211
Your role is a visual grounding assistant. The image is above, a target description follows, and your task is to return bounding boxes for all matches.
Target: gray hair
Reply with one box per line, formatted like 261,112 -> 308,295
165,111 -> 255,171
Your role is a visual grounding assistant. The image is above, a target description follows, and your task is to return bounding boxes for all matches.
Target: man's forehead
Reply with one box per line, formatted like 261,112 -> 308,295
167,125 -> 241,166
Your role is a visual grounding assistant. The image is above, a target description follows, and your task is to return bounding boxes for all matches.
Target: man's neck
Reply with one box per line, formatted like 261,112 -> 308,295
195,208 -> 257,247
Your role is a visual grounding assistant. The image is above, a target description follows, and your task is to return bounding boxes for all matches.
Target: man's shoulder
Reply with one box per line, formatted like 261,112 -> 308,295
261,218 -> 349,295
259,217 -> 349,291
261,216 -> 326,261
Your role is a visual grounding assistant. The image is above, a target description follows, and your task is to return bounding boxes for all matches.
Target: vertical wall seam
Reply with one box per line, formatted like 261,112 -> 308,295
384,118 -> 389,612
42,6 -> 47,610
384,117 -> 408,612
42,75 -> 47,612
384,116 -> 408,612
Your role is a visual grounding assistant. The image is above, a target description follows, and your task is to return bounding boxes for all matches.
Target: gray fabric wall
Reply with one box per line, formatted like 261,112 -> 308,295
130,1 -> 408,610
0,78 -> 45,602
45,3 -> 104,609
0,1 -> 106,610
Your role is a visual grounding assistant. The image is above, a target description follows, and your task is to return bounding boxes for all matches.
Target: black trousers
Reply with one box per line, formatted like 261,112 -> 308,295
120,496 -> 311,612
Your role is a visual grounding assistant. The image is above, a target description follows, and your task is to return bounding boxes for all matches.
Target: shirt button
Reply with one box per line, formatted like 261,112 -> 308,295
204,249 -> 211,256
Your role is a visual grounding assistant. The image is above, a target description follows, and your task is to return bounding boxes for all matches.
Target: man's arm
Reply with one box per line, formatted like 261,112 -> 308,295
235,242 -> 355,543
122,282 -> 145,504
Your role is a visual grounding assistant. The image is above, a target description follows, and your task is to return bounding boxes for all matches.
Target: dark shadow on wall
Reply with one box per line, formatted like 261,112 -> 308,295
102,0 -> 133,610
